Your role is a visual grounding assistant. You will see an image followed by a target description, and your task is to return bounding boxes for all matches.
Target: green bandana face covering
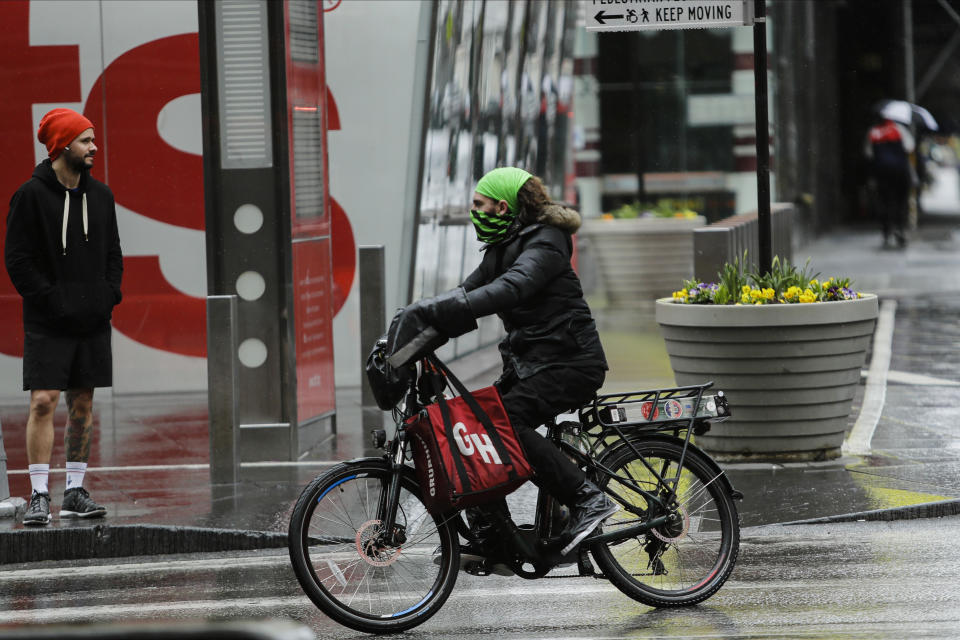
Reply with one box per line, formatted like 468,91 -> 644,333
471,167 -> 533,244
470,208 -> 514,244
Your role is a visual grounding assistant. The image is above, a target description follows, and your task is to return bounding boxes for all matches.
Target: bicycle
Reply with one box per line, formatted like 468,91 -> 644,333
288,353 -> 742,634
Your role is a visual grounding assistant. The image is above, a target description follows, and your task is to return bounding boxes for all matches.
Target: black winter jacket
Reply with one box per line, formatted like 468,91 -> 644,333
5,160 -> 123,336
461,205 -> 607,379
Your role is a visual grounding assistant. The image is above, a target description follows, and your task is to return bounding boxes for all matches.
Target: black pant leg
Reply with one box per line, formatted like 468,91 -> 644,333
499,366 -> 604,505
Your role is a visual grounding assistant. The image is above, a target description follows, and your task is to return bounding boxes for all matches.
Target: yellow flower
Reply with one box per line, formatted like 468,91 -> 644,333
672,289 -> 688,300
799,288 -> 816,303
784,286 -> 800,300
762,288 -> 775,300
809,279 -> 819,288
741,285 -> 752,294
740,293 -> 750,304
749,288 -> 762,300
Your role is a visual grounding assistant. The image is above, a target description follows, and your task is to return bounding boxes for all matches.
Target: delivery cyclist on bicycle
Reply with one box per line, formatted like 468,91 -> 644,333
402,167 -> 618,558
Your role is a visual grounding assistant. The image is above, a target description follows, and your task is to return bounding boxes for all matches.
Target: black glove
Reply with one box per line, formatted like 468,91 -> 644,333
406,287 -> 478,339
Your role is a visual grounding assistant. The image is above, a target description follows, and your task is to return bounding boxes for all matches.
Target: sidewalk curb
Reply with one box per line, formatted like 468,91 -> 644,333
0,524 -> 287,564
0,497 -> 26,518
777,498 -> 960,526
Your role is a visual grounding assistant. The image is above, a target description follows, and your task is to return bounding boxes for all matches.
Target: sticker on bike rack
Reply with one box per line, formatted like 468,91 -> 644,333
663,399 -> 684,419
639,401 -> 659,420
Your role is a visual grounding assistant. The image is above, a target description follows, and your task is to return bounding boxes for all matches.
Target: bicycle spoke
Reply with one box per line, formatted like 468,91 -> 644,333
589,441 -> 739,607
289,462 -> 460,633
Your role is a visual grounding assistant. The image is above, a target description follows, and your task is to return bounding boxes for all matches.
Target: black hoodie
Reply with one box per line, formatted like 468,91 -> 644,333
5,159 -> 123,336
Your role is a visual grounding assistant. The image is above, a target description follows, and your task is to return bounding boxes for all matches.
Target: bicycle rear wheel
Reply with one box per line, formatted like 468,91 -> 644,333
591,439 -> 740,607
288,460 -> 459,633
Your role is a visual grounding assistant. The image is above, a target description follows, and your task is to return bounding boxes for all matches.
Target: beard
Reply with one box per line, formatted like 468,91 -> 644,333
62,147 -> 94,172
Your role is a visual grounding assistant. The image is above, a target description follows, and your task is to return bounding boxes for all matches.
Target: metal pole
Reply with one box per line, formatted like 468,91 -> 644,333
904,0 -> 916,104
753,0 -> 772,275
359,246 -> 387,408
207,295 -> 240,485
0,420 -> 9,500
633,33 -> 647,206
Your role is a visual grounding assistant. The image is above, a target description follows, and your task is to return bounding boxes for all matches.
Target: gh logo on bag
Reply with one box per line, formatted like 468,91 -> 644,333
453,422 -> 503,465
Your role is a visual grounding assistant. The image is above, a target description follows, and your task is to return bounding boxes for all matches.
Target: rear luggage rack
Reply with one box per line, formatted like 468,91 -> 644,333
579,382 -> 730,437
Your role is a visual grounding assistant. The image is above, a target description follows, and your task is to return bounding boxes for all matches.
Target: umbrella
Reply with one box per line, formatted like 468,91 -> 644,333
912,104 -> 939,131
878,99 -> 939,131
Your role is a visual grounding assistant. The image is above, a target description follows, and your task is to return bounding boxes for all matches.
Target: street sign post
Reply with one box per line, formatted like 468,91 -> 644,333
586,1 -> 754,32
585,0 -> 773,275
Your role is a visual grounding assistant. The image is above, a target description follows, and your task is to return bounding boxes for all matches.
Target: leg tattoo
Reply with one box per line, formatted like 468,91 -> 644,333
65,389 -> 95,463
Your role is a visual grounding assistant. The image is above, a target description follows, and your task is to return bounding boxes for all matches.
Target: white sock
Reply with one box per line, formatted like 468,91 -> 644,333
29,464 -> 49,495
65,461 -> 87,491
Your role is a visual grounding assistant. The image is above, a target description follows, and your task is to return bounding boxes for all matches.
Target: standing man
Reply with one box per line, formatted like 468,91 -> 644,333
5,108 -> 123,526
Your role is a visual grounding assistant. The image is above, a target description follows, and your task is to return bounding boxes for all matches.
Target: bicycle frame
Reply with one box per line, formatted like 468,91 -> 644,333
368,366 -> 736,567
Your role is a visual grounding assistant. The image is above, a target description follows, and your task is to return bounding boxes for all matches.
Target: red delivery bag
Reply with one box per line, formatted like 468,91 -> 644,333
405,356 -> 533,514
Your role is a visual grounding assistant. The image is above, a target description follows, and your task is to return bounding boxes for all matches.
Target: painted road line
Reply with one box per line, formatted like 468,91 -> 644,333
843,299 -> 896,456
886,370 -> 960,387
0,584 -> 622,625
5,460 -> 342,475
0,554 -> 290,581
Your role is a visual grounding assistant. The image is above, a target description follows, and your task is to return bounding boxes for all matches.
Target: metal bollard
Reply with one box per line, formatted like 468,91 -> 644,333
359,246 -> 387,408
0,418 -> 25,517
207,295 -> 240,485
0,419 -> 9,500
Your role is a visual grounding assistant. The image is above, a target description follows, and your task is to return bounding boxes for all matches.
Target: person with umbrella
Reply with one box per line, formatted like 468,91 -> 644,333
865,101 -> 918,248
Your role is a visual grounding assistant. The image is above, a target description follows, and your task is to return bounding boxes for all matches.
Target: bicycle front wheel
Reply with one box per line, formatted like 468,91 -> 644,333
591,439 -> 740,607
288,460 -> 460,633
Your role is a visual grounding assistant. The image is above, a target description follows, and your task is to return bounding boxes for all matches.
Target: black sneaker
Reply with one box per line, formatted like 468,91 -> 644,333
560,480 -> 620,556
23,491 -> 52,526
60,487 -> 106,519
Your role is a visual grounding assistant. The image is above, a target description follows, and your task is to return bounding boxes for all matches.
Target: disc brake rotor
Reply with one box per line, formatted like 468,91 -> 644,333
650,504 -> 690,543
356,519 -> 402,567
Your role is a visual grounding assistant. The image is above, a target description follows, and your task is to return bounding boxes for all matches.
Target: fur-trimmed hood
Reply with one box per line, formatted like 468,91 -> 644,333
535,203 -> 582,234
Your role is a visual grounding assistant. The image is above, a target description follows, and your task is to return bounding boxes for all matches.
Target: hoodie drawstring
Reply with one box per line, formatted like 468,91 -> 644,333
61,191 -> 89,255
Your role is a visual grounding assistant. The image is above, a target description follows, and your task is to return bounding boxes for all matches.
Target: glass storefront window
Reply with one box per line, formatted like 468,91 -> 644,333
413,0 -> 578,358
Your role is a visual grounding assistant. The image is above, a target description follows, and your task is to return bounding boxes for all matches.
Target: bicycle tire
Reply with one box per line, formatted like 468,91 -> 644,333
590,439 -> 740,607
288,460 -> 460,633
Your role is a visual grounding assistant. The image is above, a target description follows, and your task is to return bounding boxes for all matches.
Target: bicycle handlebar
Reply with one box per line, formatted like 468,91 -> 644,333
386,326 -> 443,368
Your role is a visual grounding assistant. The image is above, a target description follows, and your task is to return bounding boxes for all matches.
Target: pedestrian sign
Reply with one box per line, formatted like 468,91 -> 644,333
585,0 -> 754,32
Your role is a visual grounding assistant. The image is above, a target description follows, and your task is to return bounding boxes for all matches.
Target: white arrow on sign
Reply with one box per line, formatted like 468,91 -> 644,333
585,0 -> 754,32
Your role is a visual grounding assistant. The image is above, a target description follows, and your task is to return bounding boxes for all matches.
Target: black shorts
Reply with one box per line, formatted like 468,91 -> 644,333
22,329 -> 113,391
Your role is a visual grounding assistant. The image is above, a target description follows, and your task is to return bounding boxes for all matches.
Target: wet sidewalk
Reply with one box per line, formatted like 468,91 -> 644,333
2,218 -> 960,564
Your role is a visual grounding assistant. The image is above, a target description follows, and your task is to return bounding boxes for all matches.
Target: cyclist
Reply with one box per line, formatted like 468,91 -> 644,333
402,167 -> 617,558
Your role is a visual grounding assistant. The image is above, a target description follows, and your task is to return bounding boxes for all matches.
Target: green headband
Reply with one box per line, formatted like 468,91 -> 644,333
475,167 -> 533,215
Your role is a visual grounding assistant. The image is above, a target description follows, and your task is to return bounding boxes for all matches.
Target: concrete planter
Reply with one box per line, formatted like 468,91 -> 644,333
655,294 -> 879,461
580,216 -> 706,308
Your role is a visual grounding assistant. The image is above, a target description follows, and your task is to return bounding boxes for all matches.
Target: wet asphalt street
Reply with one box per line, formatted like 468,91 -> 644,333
1,516 -> 959,639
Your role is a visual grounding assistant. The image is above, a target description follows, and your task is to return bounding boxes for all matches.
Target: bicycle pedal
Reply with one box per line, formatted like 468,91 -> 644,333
464,559 -> 513,577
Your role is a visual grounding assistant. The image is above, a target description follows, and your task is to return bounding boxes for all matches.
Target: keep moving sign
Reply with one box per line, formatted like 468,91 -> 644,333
586,0 -> 755,32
